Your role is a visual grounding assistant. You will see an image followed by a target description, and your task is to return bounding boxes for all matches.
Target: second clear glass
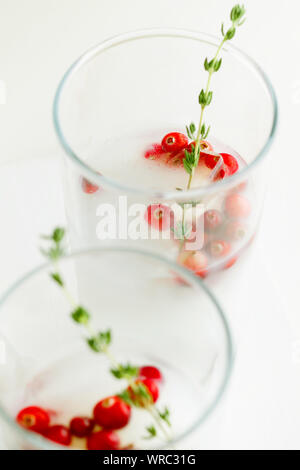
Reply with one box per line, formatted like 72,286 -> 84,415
0,246 -> 232,449
54,29 -> 277,279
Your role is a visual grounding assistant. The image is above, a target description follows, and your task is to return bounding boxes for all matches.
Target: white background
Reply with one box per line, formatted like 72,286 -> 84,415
0,0 -> 300,449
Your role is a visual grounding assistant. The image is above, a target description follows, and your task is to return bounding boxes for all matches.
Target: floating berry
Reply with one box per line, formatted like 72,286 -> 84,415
16,406 -> 50,433
209,240 -> 231,258
161,132 -> 188,153
200,140 -> 213,152
128,378 -> 159,406
93,396 -> 131,430
145,204 -> 174,231
213,164 -> 230,181
225,220 -> 247,242
144,143 -> 165,160
87,430 -> 120,450
178,251 -> 208,278
70,416 -> 95,437
81,177 -> 99,194
220,153 -> 239,175
141,378 -> 159,403
204,152 -> 239,181
204,153 -> 222,170
204,210 -> 223,231
166,141 -> 194,167
224,193 -> 251,219
224,256 -> 238,270
139,366 -> 162,382
46,425 -> 71,446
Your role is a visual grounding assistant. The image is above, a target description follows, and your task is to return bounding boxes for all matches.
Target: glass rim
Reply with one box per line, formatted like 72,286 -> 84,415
53,27 -> 278,200
0,245 -> 233,450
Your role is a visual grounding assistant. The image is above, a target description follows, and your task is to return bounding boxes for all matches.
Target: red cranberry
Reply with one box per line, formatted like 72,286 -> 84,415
87,430 -> 120,450
167,141 -> 197,167
142,378 -> 159,403
145,204 -> 174,231
139,366 -> 162,382
213,164 -> 230,181
93,396 -> 131,430
220,153 -> 239,175
205,153 -> 239,181
224,193 -> 251,218
81,177 -> 99,194
161,132 -> 188,153
46,425 -> 71,446
70,416 -> 95,437
16,406 -> 50,433
204,153 -> 222,170
224,256 -> 238,270
204,209 -> 223,231
128,378 -> 159,406
178,251 -> 208,279
209,240 -> 231,258
200,140 -> 213,152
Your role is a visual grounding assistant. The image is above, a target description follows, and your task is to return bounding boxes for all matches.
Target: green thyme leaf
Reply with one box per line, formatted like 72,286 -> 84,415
183,144 -> 197,176
189,122 -> 196,134
225,26 -> 236,40
41,245 -> 64,261
52,227 -> 65,243
158,407 -> 171,427
198,89 -> 206,106
87,337 -> 101,352
144,425 -> 157,439
221,22 -> 225,36
203,124 -> 211,140
230,4 -> 246,23
71,306 -> 90,325
186,122 -> 196,139
186,125 -> 191,139
110,363 -> 139,380
183,159 -> 193,175
214,58 -> 222,72
40,227 -> 66,261
87,329 -> 111,352
50,272 -> 64,287
206,91 -> 213,106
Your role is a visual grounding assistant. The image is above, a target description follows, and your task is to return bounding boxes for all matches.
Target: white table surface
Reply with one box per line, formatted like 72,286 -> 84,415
0,0 -> 300,450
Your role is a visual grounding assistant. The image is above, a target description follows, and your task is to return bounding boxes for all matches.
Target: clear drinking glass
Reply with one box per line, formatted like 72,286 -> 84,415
53,29 -> 277,279
0,246 -> 232,449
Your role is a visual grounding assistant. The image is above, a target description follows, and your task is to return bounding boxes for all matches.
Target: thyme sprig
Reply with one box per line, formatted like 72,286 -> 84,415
183,4 -> 246,190
111,363 -> 139,380
144,426 -> 157,439
41,227 -> 172,442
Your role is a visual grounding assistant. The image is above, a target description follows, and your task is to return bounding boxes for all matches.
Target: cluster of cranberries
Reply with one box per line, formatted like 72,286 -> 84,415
16,365 -> 162,450
143,132 -> 251,277
145,193 -> 251,278
177,203 -> 250,277
144,131 -> 239,181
